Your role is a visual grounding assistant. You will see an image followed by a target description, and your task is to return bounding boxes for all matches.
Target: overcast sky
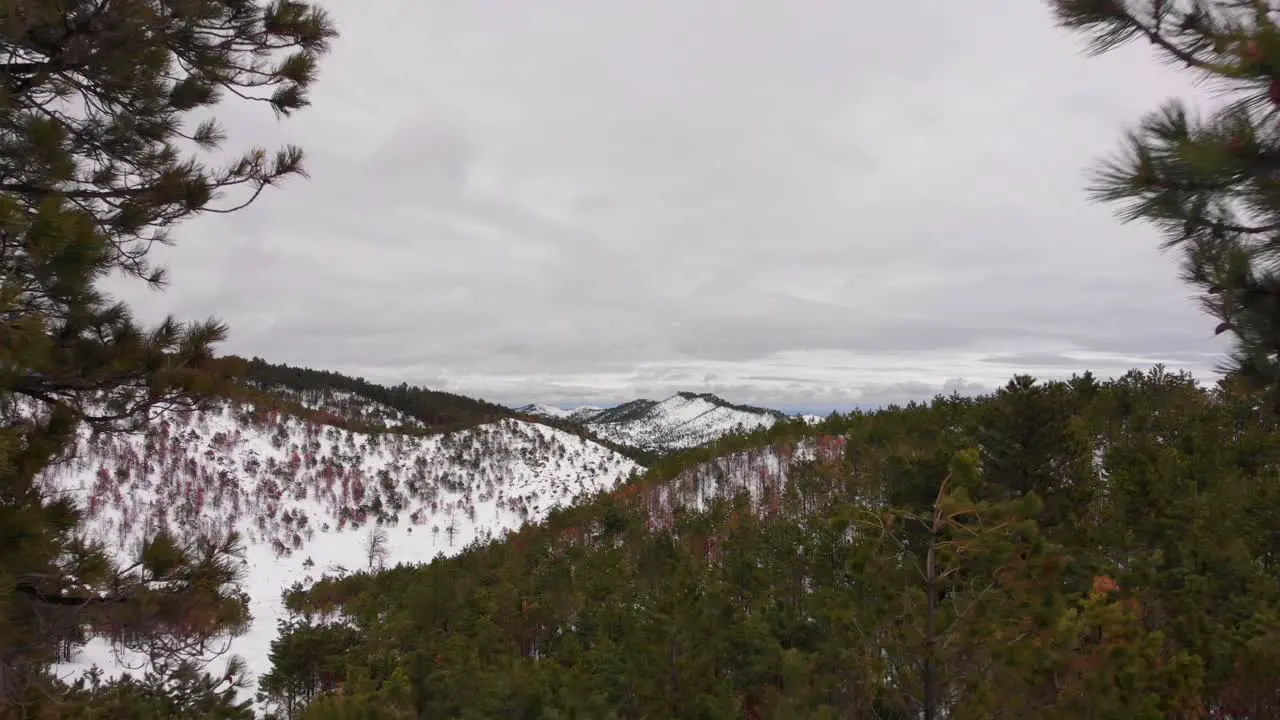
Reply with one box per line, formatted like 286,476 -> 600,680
110,0 -> 1228,412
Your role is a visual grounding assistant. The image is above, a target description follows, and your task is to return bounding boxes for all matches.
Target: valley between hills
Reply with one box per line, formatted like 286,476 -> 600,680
11,2 -> 1280,717
39,357 -> 1280,719
39,358 -> 833,707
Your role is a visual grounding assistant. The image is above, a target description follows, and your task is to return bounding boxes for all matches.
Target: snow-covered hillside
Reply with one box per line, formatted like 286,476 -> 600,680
643,434 -> 849,525
266,385 -> 426,429
567,405 -> 605,423
523,392 -> 789,452
38,397 -> 641,705
514,402 -> 572,420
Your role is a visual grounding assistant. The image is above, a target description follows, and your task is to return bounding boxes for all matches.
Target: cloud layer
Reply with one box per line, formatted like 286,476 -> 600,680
109,0 -> 1228,410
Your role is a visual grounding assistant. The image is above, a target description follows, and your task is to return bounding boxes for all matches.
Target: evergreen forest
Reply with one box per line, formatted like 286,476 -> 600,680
260,369 -> 1280,719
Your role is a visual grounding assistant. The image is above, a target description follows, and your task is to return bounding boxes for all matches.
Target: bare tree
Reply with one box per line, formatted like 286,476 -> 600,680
364,524 -> 390,571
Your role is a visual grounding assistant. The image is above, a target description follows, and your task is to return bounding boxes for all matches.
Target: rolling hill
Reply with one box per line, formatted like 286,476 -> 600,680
517,392 -> 806,452
38,372 -> 643,708
36,362 -> 833,712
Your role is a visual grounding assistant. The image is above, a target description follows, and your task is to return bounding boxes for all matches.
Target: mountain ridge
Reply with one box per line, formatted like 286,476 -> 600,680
238,357 -> 655,464
516,391 -> 813,452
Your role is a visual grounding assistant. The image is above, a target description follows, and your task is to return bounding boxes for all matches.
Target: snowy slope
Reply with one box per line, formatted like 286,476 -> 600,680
267,385 -> 425,429
37,397 -> 641,705
643,434 -> 849,524
514,402 -> 572,420
566,405 -> 605,423
524,392 -> 788,452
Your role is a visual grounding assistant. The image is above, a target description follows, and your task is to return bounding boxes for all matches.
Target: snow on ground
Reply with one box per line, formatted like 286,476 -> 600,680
514,402 -> 573,420
643,434 -> 850,524
567,405 -> 604,423
38,399 -> 640,706
262,386 -> 424,428
586,393 -> 781,451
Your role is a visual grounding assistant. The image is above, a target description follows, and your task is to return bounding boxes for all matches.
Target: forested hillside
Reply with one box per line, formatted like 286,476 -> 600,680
264,369 -> 1280,719
234,357 -> 656,464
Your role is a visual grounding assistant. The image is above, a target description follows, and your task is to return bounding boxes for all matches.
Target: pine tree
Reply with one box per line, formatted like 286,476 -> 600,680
859,449 -> 1061,719
860,447 -> 1203,718
976,375 -> 1095,541
0,0 -> 336,711
1051,0 -> 1280,399
258,616 -> 360,718
48,658 -> 255,719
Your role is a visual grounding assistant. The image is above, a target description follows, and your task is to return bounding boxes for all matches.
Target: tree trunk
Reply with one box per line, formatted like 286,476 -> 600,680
924,539 -> 938,720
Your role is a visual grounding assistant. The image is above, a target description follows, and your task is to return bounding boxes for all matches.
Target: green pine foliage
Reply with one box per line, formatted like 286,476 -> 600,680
258,617 -> 361,716
0,0 -> 336,716
54,659 -> 255,719
1052,0 -> 1280,398
265,369 -> 1280,719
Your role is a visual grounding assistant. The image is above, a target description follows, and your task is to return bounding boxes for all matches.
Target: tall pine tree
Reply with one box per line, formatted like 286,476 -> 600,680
1052,0 -> 1280,398
0,0 -> 336,712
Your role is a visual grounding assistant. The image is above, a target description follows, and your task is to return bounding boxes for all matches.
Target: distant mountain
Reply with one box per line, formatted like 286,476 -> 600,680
566,405 -> 606,423
514,403 -> 573,420
42,365 -> 643,709
519,392 -> 798,452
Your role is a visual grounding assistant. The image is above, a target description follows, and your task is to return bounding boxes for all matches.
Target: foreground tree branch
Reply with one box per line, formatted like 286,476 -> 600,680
0,1 -> 337,714
1052,0 -> 1280,400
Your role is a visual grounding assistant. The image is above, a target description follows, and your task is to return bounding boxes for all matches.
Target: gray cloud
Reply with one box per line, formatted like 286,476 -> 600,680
104,0 -> 1227,410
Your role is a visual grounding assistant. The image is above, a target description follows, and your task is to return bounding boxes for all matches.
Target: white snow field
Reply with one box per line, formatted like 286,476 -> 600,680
38,396 -> 641,706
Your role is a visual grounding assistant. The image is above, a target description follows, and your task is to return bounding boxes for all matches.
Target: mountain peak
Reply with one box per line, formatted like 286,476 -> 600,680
514,403 -> 571,419
518,392 -> 791,452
